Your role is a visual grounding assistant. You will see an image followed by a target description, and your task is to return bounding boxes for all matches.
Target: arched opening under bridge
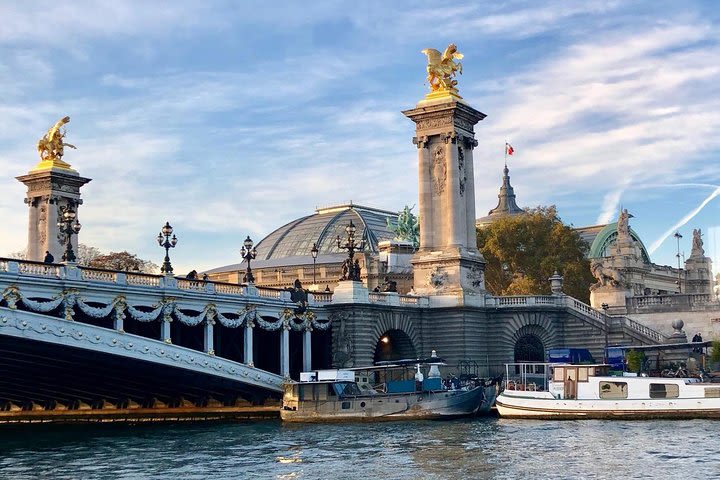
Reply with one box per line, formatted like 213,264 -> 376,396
374,329 -> 416,363
514,334 -> 545,362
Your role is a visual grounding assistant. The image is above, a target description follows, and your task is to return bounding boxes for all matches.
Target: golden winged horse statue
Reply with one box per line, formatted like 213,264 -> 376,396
37,116 -> 76,162
421,44 -> 464,95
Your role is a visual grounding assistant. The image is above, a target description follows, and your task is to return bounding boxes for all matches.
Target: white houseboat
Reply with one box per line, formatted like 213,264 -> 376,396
495,362 -> 720,419
281,359 -> 497,422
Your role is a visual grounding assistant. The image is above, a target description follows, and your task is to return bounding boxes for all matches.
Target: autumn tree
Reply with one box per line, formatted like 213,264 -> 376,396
476,206 -> 595,303
88,251 -> 159,273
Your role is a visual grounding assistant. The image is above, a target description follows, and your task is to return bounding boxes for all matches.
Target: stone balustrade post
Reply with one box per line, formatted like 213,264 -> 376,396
7,261 -> 19,274
115,272 -> 127,285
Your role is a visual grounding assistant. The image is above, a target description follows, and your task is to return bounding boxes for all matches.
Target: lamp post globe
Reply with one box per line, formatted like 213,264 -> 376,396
57,205 -> 81,263
157,221 -> 178,274
336,220 -> 365,281
241,235 -> 258,283
310,241 -> 319,287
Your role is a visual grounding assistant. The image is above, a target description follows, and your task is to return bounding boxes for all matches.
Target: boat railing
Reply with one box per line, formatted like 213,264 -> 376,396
503,362 -> 551,392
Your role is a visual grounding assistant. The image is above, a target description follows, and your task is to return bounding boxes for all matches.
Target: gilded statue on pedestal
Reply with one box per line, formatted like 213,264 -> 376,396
37,116 -> 76,162
421,44 -> 464,95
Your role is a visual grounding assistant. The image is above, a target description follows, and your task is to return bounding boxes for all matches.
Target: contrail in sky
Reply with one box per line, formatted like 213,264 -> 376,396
648,186 -> 720,254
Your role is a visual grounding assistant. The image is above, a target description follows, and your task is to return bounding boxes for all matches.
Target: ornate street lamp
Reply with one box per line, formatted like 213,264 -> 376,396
601,303 -> 610,364
57,205 -> 81,263
157,221 -> 178,274
336,219 -> 365,281
241,235 -> 258,283
674,231 -> 683,293
310,242 -> 319,285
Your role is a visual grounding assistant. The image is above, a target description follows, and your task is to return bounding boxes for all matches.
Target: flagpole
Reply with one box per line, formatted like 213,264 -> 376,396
504,141 -> 507,168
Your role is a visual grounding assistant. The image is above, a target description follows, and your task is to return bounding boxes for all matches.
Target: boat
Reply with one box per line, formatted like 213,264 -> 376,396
495,362 -> 720,419
280,356 -> 498,422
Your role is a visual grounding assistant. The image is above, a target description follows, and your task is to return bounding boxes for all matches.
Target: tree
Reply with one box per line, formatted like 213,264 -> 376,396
476,205 -> 596,302
77,244 -> 102,266
88,251 -> 159,273
8,249 -> 27,260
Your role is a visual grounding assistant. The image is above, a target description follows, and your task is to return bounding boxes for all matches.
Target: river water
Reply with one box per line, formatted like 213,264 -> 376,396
0,418 -> 717,479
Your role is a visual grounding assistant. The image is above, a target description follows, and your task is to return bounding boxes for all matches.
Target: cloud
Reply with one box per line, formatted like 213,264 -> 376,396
648,186 -> 720,254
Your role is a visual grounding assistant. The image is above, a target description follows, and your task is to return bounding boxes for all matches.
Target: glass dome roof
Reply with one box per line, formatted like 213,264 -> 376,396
254,203 -> 399,260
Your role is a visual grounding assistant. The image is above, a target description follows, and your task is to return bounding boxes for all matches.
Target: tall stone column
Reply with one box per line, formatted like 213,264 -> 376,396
403,97 -> 487,306
16,118 -> 90,262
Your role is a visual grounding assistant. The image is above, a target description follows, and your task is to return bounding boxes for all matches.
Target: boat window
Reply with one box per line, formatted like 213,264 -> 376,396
704,388 -> 720,398
334,382 -> 362,397
578,368 -> 588,382
649,383 -> 679,399
599,381 -> 628,399
553,367 -> 564,382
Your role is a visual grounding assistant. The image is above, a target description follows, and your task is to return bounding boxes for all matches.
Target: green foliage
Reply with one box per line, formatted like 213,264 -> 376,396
711,340 -> 720,363
476,205 -> 595,302
625,349 -> 645,373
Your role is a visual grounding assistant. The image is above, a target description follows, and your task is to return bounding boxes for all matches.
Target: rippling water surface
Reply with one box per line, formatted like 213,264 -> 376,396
1,418 -> 718,479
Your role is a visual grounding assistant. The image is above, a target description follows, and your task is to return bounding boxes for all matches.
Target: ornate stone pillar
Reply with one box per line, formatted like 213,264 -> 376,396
244,320 -> 254,366
403,98 -> 487,306
16,142 -> 90,262
303,328 -> 312,372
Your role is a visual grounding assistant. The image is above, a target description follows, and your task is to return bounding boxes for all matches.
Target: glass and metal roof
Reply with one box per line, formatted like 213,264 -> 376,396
255,203 -> 399,260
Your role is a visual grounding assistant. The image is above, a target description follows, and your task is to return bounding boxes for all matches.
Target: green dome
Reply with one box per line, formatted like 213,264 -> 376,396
588,222 -> 651,263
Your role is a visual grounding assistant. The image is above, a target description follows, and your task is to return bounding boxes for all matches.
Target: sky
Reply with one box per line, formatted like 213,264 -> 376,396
1,0 -> 719,276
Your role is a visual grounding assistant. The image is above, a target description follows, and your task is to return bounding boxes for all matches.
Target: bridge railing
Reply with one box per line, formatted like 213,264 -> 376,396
488,295 -> 562,307
368,292 -> 430,307
627,293 -> 718,313
0,258 -> 331,321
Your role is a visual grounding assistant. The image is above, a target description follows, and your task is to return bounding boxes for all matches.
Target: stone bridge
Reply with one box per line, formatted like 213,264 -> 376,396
0,258 -> 668,420
0,258 -> 333,421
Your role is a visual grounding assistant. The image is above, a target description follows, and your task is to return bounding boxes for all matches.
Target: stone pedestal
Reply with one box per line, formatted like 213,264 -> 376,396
403,96 -> 487,304
16,166 -> 91,262
332,280 -> 369,304
684,255 -> 713,294
590,286 -> 631,313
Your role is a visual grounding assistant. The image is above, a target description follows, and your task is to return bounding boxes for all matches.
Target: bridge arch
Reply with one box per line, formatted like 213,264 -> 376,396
374,329 -> 416,363
496,312 -> 559,364
370,311 -> 420,363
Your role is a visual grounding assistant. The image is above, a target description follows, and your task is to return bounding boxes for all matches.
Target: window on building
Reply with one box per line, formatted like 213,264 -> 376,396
649,383 -> 679,399
599,381 -> 628,399
553,367 -> 564,382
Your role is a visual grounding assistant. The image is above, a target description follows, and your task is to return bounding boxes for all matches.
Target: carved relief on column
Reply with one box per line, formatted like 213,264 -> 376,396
458,145 -> 466,196
430,144 -> 446,195
37,200 -> 48,247
416,115 -> 453,130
